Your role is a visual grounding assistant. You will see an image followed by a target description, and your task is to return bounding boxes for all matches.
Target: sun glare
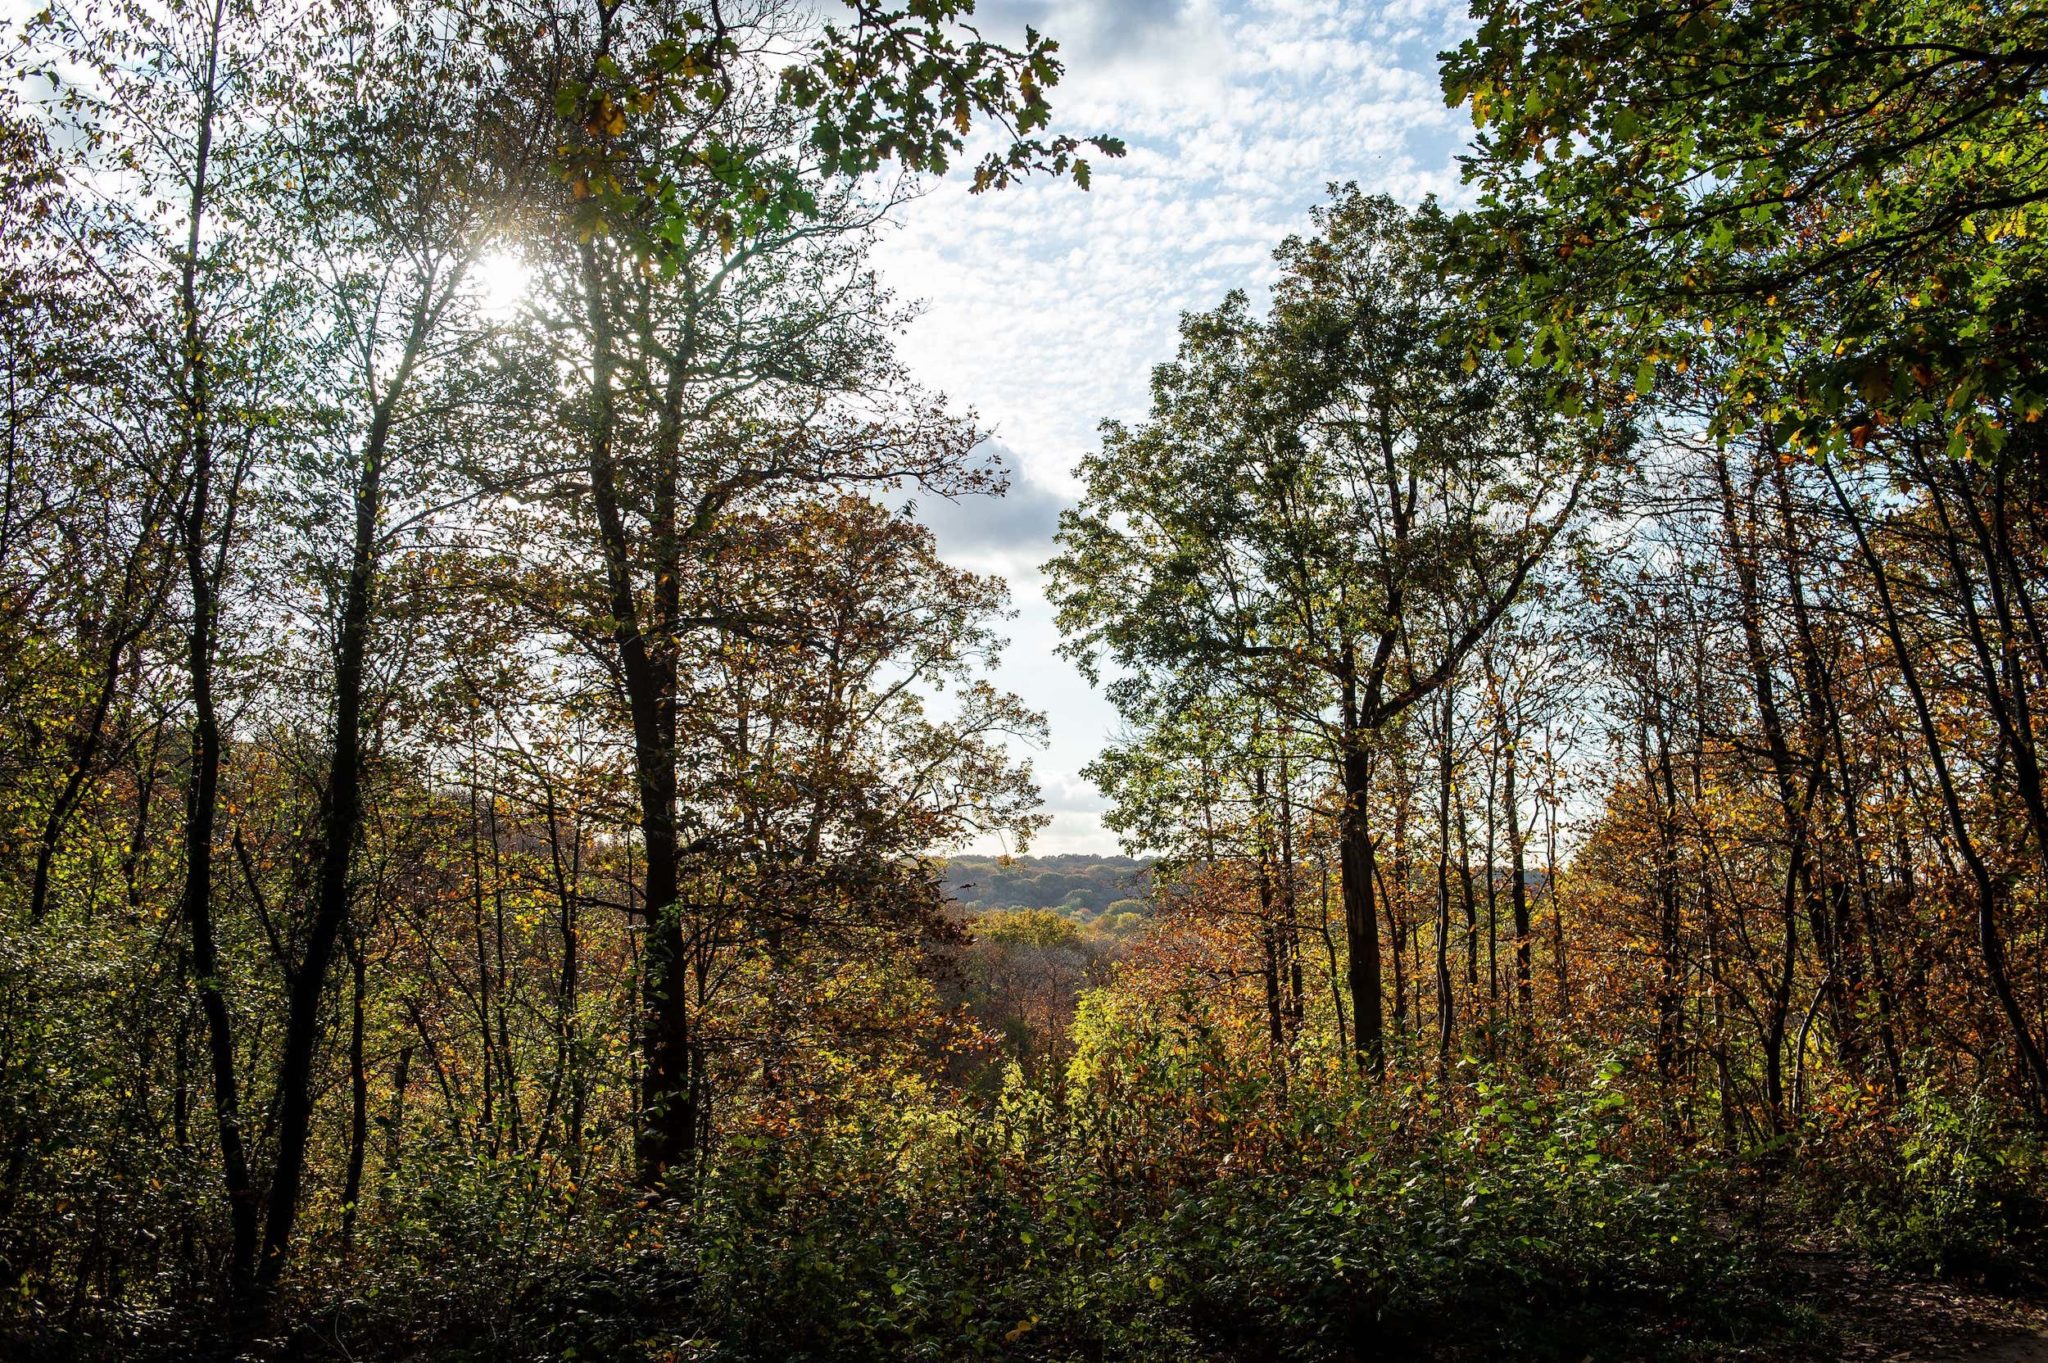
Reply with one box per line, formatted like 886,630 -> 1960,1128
474,247 -> 533,318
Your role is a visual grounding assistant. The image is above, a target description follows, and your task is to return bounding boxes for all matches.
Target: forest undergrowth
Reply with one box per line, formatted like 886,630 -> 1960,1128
19,1042 -> 2041,1362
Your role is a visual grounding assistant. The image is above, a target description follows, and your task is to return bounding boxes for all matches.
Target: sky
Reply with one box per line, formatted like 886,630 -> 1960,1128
875,0 -> 1480,855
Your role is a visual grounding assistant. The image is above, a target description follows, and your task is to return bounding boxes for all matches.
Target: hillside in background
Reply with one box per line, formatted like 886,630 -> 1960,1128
940,854 -> 1152,923
941,856 -> 1154,1086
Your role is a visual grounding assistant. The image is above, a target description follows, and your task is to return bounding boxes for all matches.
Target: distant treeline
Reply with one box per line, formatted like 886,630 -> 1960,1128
941,854 -> 1152,920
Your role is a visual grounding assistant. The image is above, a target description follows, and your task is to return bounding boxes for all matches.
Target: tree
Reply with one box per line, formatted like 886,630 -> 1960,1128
1087,686 -> 1315,1074
496,0 -> 1112,1188
1442,0 -> 2048,460
1049,188 -> 1605,1073
26,0 -> 310,1296
253,0 -> 546,1286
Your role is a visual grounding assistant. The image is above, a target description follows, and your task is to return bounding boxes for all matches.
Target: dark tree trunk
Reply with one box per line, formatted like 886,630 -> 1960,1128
1504,739 -> 1531,1017
576,237 -> 697,1185
1714,446 -> 1806,1134
340,940 -> 369,1255
379,1042 -> 412,1212
1434,692 -> 1455,1066
258,424 -> 379,1289
1653,719 -> 1685,1091
1252,760 -> 1289,1088
260,267 -> 431,1285
1340,742 -> 1383,1075
1823,459 -> 2048,1112
173,3 -> 257,1300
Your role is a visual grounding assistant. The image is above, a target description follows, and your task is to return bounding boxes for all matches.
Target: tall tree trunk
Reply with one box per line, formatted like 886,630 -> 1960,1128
1434,691 -> 1456,1066
1339,725 -> 1384,1074
576,238 -> 696,1184
378,1042 -> 412,1213
339,938 -> 369,1256
1277,741 -> 1305,1028
1317,849 -> 1350,1059
1504,736 -> 1532,1018
1252,759 -> 1289,1088
1936,461 -> 2048,905
259,389 -> 390,1289
173,0 -> 257,1298
1713,446 -> 1807,1133
1456,784 -> 1479,991
29,613 -> 157,921
258,243 -> 443,1282
1483,710 -> 1500,1030
1652,716 -> 1685,1092
1389,742 -> 1414,1033
1544,748 -> 1570,1017
1773,464 -> 1896,1085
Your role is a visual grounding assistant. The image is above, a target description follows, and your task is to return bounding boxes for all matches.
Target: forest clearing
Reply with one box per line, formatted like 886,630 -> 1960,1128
4,1 -> 2048,1359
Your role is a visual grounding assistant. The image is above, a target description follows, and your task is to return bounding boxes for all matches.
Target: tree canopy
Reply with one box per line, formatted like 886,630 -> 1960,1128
1443,0 -> 2048,459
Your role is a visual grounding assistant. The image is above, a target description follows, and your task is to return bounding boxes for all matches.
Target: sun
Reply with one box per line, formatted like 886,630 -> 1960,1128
473,246 -> 532,318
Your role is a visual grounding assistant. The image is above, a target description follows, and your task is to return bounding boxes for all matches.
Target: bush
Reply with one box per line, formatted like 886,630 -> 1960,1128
1832,1082 -> 2047,1281
54,1055 -> 1797,1362
648,1052 -> 1788,1363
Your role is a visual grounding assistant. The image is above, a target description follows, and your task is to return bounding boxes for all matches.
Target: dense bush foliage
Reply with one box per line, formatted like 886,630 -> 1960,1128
1809,1083 -> 2048,1282
116,1050 -> 1790,1363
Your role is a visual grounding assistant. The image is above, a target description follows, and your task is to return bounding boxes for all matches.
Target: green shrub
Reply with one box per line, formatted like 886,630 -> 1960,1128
1834,1083 -> 2046,1280
644,1056 -> 1787,1362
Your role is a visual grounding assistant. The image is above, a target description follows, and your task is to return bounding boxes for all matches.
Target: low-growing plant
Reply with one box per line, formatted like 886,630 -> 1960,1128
1828,1082 -> 2046,1281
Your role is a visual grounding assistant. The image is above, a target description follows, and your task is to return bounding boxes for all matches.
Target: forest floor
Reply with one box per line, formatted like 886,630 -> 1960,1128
1783,1250 -> 2048,1362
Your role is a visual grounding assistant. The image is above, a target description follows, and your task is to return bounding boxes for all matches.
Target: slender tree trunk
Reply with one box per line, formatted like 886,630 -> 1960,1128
1544,752 -> 1569,1017
488,799 -> 522,1151
1773,464 -> 1898,1086
1434,692 -> 1455,1067
1318,849 -> 1349,1059
379,1042 -> 412,1212
1390,743 -> 1413,1033
173,0 -> 257,1299
576,237 -> 696,1183
1483,709 -> 1500,1032
1714,446 -> 1806,1133
1277,743 -> 1305,1029
1456,785 -> 1478,991
1505,737 -> 1532,1018
258,334 -> 411,1288
470,775 -> 494,1141
340,939 -> 369,1256
30,619 -> 155,922
1937,462 -> 2048,903
1653,717 -> 1685,1091
1253,760 -> 1289,1088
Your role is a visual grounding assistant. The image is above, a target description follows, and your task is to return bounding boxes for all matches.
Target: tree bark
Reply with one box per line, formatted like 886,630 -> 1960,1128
1504,736 -> 1532,1018
1339,740 -> 1384,1076
339,939 -> 369,1256
1713,446 -> 1807,1133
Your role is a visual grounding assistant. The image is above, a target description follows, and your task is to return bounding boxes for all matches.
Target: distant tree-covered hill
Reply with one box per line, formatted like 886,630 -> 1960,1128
940,854 -> 1152,923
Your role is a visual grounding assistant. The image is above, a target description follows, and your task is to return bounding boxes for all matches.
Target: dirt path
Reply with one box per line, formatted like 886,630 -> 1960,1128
1784,1251 -> 2048,1362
